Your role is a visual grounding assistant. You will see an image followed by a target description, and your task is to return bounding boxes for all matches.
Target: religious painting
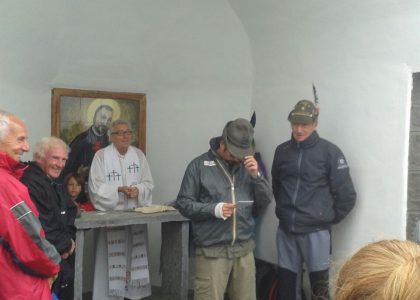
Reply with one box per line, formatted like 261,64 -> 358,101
51,88 -> 146,181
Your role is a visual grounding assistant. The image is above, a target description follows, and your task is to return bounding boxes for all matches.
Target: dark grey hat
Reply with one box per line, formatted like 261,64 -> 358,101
288,100 -> 318,124
222,118 -> 255,159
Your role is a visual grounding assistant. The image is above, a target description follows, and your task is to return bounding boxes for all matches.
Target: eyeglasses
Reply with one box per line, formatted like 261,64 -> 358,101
111,130 -> 133,137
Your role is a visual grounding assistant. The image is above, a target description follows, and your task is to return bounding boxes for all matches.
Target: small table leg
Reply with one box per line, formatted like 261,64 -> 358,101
161,221 -> 189,299
74,230 -> 85,300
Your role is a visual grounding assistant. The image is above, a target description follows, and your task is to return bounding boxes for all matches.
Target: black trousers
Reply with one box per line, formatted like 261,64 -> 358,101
52,254 -> 75,300
276,267 -> 329,300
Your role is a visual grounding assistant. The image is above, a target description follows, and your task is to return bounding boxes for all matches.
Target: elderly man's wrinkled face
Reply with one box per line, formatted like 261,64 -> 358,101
110,123 -> 133,154
37,145 -> 68,179
291,122 -> 317,142
93,107 -> 113,135
0,117 -> 29,162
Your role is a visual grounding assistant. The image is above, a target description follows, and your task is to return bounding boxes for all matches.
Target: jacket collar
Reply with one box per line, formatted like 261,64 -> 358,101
0,151 -> 28,179
23,161 -> 53,182
209,136 -> 221,152
291,130 -> 319,149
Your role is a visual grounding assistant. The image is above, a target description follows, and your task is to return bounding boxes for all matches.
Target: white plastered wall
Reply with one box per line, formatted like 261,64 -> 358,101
1,0 -> 420,291
0,0 -> 253,288
228,0 -> 420,273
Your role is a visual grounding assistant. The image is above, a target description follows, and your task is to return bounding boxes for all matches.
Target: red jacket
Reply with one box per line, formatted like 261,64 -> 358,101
0,152 -> 61,300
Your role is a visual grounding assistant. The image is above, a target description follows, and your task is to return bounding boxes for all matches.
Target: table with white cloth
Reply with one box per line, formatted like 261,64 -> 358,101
74,209 -> 189,300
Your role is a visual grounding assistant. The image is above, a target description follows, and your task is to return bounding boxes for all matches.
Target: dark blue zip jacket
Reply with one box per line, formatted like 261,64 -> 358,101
271,131 -> 356,233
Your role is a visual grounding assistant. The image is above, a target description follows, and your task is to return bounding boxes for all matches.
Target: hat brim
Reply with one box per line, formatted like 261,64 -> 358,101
289,114 -> 315,124
225,140 -> 255,159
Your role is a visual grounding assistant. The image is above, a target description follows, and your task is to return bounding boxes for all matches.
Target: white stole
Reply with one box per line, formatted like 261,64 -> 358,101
103,145 -> 150,297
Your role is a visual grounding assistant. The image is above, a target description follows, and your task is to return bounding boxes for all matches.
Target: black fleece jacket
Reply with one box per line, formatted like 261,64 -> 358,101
271,131 -> 356,233
21,162 -> 77,254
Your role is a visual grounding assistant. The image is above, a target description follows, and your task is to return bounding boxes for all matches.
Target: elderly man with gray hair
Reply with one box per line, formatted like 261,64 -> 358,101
88,119 -> 154,300
21,136 -> 78,300
0,110 -> 61,300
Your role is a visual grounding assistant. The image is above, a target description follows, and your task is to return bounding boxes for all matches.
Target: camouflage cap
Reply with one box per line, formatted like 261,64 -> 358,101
288,100 -> 318,124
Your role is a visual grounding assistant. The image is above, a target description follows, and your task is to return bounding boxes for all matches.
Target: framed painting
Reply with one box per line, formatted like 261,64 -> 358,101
51,88 -> 146,180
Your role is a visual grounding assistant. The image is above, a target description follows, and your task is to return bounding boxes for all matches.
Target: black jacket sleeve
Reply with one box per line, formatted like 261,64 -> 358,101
271,146 -> 281,202
328,148 -> 356,223
175,160 -> 219,221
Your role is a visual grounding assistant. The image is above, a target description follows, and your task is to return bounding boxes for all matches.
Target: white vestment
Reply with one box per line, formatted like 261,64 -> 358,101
89,144 -> 154,300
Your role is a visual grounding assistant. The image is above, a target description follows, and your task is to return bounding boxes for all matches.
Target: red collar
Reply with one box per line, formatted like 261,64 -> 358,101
0,151 -> 28,179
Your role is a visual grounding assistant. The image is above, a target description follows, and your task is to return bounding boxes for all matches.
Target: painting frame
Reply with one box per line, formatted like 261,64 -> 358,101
51,87 -> 146,153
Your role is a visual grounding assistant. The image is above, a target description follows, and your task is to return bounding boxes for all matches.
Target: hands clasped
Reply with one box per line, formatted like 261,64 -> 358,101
118,185 -> 139,198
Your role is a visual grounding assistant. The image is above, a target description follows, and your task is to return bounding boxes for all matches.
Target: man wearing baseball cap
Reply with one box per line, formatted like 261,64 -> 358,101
271,100 -> 356,299
176,118 -> 272,300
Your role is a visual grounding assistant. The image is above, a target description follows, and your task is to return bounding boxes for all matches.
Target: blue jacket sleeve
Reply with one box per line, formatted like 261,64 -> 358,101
328,148 -> 356,223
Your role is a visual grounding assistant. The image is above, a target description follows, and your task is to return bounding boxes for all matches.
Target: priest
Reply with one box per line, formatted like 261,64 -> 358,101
88,119 -> 154,300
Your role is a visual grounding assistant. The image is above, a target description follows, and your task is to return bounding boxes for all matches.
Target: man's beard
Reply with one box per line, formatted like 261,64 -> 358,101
94,125 -> 107,135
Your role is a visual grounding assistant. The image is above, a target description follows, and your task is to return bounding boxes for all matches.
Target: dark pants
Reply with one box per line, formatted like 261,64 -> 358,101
276,267 -> 329,300
52,254 -> 75,300
276,228 -> 331,300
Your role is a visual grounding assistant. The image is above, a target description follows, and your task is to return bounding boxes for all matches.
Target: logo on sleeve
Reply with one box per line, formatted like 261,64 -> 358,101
337,157 -> 349,170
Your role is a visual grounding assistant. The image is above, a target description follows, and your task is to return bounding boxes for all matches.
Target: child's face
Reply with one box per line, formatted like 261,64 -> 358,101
67,177 -> 82,199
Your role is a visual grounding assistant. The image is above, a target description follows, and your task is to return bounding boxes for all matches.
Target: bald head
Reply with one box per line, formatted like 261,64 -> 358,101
0,110 -> 29,162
